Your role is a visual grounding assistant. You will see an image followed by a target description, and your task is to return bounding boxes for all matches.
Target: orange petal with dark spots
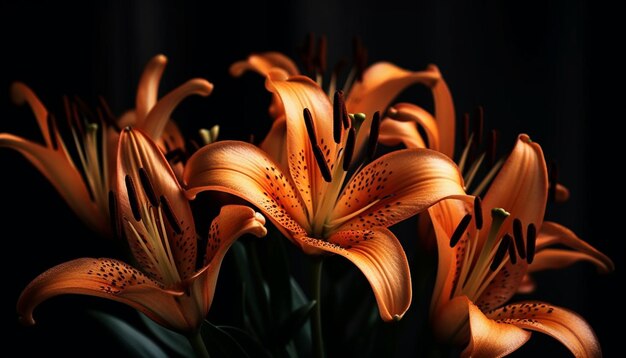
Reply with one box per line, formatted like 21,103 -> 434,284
184,140 -> 309,240
486,301 -> 601,358
16,258 -> 197,332
301,227 -> 411,321
331,148 -> 469,231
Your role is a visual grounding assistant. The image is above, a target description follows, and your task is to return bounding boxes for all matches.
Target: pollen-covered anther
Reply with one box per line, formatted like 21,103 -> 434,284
160,195 -> 182,234
512,218 -> 526,259
125,175 -> 142,221
343,128 -> 356,171
473,196 -> 483,230
138,168 -> 159,207
526,223 -> 537,264
366,111 -> 381,160
450,214 -> 472,248
490,235 -> 511,271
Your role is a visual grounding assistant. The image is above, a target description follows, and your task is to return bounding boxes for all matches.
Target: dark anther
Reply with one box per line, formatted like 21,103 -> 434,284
490,235 -> 510,271
366,111 -> 381,160
108,191 -> 119,238
46,113 -> 59,151
160,195 -> 182,234
313,145 -> 332,182
450,214 -> 472,248
343,128 -> 356,171
98,95 -> 121,131
138,168 -> 159,207
505,234 -> 517,264
512,218 -> 527,259
74,96 -> 96,122
71,102 -> 86,136
473,196 -> 483,230
303,108 -> 318,145
333,91 -> 344,143
526,223 -> 537,264
125,175 -> 142,221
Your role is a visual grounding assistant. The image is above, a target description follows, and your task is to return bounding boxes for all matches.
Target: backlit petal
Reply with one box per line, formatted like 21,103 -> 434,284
260,116 -> 288,170
10,82 -> 54,148
230,52 -> 300,77
135,54 -> 167,124
331,148 -> 469,231
184,140 -> 309,240
486,301 -> 601,357
300,227 -> 411,321
378,118 -> 425,149
16,258 -> 197,332
386,103 -> 440,151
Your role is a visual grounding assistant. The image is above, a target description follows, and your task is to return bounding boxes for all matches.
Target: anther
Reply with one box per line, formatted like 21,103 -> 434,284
490,235 -> 510,271
473,196 -> 483,230
366,111 -> 381,160
303,108 -> 318,144
505,234 -> 517,264
526,223 -> 537,264
343,128 -> 356,171
138,168 -> 159,207
313,145 -> 332,182
512,218 -> 526,259
450,214 -> 472,247
97,95 -> 121,131
333,91 -> 344,143
160,195 -> 182,234
125,175 -> 142,221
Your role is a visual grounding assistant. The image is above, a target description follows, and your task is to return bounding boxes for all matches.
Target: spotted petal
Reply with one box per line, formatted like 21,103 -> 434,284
486,301 -> 601,357
300,227 -> 411,321
330,148 -> 469,231
184,140 -> 309,241
16,258 -> 198,332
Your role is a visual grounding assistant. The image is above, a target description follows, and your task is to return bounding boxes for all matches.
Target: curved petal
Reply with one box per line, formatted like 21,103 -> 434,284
378,118 -> 426,149
184,140 -> 309,240
191,205 -> 268,314
135,54 -> 168,124
230,52 -> 300,77
0,133 -> 104,232
387,103 -> 440,151
141,79 -> 213,140
428,65 -> 456,158
117,129 -> 197,280
529,249 -> 613,274
331,148 -> 469,231
487,301 -> 601,357
516,274 -> 536,294
534,221 -> 614,273
10,82 -> 53,148
265,73 -> 340,214
16,258 -> 199,332
300,227 -> 411,321
462,299 -> 531,358
555,183 -> 570,202
259,115 -> 288,170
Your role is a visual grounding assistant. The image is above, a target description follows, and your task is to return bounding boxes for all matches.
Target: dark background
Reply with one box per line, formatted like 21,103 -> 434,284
1,1 -> 621,356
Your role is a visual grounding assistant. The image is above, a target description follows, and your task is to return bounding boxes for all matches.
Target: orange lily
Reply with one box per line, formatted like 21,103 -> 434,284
0,54 -> 212,236
184,72 -> 470,321
17,128 -> 267,334
429,134 -> 613,357
230,45 -> 455,168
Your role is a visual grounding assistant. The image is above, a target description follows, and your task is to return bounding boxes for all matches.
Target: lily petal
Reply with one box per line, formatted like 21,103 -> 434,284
0,134 -> 103,231
555,183 -> 570,202
487,301 -> 601,357
386,103 -> 440,151
301,227 -> 411,321
10,82 -> 53,148
191,205 -> 267,314
265,74 -> 339,213
378,118 -> 425,149
117,129 -> 197,280
230,52 -> 300,77
135,54 -> 168,124
259,116 -> 288,170
184,140 -> 309,240
16,258 -> 193,331
462,299 -> 531,358
331,148 -> 469,231
534,221 -> 614,273
141,79 -> 213,140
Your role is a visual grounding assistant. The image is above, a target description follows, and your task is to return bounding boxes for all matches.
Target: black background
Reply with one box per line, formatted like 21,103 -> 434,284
2,1 -> 622,356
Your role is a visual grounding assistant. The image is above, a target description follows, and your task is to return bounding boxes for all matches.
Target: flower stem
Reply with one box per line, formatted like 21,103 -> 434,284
187,330 -> 210,358
311,257 -> 325,358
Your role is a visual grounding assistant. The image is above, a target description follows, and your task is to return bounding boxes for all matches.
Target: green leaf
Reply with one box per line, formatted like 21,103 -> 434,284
290,278 -> 312,353
138,312 -> 194,357
218,326 -> 272,358
201,321 -> 250,358
275,300 -> 317,347
88,310 -> 168,358
266,231 -> 293,325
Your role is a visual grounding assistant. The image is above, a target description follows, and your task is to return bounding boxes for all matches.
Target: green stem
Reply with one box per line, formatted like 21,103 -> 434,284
311,258 -> 325,358
187,330 -> 210,358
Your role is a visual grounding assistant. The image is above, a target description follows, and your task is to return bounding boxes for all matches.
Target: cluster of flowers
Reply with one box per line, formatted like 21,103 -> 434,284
3,42 -> 612,357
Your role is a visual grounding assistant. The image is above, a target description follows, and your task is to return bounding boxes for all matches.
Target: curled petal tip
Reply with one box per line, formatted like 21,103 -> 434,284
152,54 -> 168,65
250,212 -> 268,238
519,133 -> 532,143
387,106 -> 399,118
18,315 -> 35,326
10,82 -> 30,105
187,78 -> 214,96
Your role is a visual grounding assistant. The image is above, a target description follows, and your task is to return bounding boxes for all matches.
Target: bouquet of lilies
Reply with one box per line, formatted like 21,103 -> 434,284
4,38 -> 613,357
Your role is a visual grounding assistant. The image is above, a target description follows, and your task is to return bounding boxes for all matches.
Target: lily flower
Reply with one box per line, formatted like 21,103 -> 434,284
183,72 -> 469,321
230,38 -> 455,168
429,134 -> 613,357
1,55 -> 213,236
17,128 -> 267,334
